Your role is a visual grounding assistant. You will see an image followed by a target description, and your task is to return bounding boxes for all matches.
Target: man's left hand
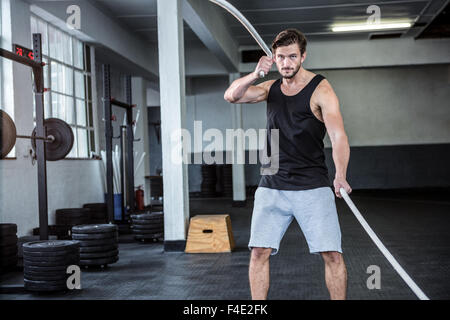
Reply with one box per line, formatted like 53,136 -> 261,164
333,177 -> 352,198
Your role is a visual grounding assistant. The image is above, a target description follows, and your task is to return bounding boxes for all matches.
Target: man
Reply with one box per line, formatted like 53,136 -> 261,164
224,29 -> 352,300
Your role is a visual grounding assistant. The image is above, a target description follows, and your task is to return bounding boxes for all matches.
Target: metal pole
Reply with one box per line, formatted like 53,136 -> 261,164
32,33 -> 48,240
120,126 -> 127,220
102,64 -> 114,223
125,76 -> 135,214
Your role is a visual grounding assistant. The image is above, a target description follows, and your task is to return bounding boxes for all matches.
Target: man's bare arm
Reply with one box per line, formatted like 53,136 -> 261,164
224,56 -> 274,104
224,72 -> 269,104
316,80 -> 352,198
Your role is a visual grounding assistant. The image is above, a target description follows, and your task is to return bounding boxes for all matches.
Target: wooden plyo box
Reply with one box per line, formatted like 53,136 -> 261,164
185,214 -> 235,253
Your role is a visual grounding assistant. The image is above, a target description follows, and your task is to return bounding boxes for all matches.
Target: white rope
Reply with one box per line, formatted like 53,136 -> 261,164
208,0 -> 271,78
340,188 -> 429,300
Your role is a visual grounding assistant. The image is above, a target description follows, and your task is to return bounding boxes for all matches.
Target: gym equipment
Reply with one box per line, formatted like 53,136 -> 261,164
31,118 -> 74,161
71,224 -> 119,267
208,0 -> 271,78
185,215 -> 235,253
102,65 -> 137,223
130,212 -> 164,242
340,188 -> 429,300
1,34 -> 56,241
1,110 -> 74,161
22,240 -> 80,292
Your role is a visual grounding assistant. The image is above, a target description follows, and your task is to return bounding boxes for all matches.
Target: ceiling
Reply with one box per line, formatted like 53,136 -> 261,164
91,0 -> 449,45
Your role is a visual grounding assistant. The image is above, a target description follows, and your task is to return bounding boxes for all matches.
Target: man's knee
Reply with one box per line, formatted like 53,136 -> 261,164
250,247 -> 272,261
321,251 -> 344,266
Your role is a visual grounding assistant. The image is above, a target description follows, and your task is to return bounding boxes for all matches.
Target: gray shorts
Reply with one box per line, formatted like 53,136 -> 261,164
248,186 -> 342,255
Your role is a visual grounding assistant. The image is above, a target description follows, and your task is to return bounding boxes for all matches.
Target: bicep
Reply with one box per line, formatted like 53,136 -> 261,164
319,82 -> 346,141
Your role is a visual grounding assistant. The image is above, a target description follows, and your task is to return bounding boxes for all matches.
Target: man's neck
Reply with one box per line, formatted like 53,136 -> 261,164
282,67 -> 309,87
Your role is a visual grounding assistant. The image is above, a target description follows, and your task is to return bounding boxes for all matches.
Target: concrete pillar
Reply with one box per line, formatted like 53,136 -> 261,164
131,77 -> 151,205
157,0 -> 189,251
229,73 -> 246,206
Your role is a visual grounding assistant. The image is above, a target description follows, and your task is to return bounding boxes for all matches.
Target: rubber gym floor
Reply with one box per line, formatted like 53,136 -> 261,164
1,189 -> 449,300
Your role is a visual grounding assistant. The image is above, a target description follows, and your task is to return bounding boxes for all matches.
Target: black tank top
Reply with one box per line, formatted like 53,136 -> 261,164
259,74 -> 331,190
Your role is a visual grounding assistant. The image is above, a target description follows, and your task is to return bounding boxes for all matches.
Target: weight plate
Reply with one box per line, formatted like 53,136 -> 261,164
31,118 -> 74,161
0,224 -> 17,237
24,278 -> 68,292
0,110 -> 17,159
0,244 -> 18,257
71,231 -> 118,240
83,203 -> 107,211
132,229 -> 164,235
131,220 -> 163,227
79,244 -> 118,253
130,212 -> 163,220
24,258 -> 79,267
56,208 -> 90,216
24,272 -> 68,281
23,247 -> 78,257
131,225 -> 164,231
77,238 -> 118,247
0,235 -> 18,247
80,249 -> 118,259
24,263 -> 69,271
79,255 -> 119,266
72,224 -> 118,234
23,253 -> 79,263
134,233 -> 164,240
23,240 -> 80,253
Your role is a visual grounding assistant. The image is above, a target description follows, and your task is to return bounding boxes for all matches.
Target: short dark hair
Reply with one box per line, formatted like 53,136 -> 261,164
271,29 -> 307,55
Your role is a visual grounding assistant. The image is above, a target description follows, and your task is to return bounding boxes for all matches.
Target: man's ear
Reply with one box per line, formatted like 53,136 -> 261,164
301,51 -> 307,63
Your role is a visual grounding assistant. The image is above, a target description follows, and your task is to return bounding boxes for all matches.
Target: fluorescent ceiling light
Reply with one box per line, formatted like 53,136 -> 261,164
332,22 -> 412,32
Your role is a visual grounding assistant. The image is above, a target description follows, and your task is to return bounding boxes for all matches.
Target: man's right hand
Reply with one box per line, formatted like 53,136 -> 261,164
255,56 -> 274,78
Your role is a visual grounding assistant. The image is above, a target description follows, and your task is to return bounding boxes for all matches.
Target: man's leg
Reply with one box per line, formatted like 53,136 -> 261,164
249,247 -> 272,300
321,251 -> 347,300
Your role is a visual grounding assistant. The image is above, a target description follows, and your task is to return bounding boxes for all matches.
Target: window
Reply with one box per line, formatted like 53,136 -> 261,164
31,15 -> 95,158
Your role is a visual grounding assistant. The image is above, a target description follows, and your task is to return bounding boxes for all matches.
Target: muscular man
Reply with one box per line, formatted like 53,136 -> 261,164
224,29 -> 352,300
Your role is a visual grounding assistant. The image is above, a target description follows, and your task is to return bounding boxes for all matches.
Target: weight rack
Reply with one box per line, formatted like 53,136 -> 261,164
0,34 -> 49,240
102,64 -> 136,223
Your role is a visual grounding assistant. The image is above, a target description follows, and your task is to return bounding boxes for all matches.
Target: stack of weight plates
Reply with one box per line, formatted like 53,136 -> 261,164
56,208 -> 92,228
83,203 -> 107,224
32,225 -> 71,240
222,164 -> 233,197
130,212 -> 164,242
71,224 -> 119,267
0,224 -> 18,271
201,164 -> 217,197
23,240 -> 80,292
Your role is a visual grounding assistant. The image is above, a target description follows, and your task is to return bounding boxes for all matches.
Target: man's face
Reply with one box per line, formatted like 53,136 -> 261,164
274,43 -> 304,79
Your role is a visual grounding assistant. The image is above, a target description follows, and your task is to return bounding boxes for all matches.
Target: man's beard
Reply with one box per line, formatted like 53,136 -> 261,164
281,63 -> 301,79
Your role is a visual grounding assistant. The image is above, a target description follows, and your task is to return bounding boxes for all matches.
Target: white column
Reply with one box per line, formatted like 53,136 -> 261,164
229,73 -> 246,203
157,0 -> 189,243
131,77 -> 150,205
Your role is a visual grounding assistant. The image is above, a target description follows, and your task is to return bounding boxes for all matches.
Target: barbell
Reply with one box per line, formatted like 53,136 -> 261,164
0,109 -> 74,161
